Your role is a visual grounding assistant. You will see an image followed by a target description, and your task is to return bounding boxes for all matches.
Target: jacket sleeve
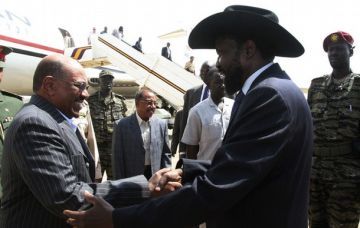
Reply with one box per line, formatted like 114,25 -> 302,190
177,158 -> 211,184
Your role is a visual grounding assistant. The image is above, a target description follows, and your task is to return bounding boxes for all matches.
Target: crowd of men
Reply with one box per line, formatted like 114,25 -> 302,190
0,4 -> 359,228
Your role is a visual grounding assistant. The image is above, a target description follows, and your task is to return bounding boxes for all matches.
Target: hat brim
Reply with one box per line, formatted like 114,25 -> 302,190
188,11 -> 304,57
100,74 -> 114,79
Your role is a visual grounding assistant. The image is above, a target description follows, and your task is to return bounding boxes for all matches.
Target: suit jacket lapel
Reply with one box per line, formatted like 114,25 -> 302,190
129,113 -> 145,169
130,113 -> 143,145
224,91 -> 245,140
194,85 -> 203,104
149,118 -> 158,172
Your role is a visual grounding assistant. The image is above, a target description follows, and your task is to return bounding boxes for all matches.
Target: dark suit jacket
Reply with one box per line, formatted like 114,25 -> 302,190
112,113 -> 171,179
171,109 -> 186,155
0,95 -> 149,228
113,63 -> 313,228
161,46 -> 172,61
180,85 -> 203,151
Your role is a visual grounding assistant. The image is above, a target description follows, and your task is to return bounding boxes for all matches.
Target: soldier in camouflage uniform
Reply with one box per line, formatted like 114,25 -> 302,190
0,46 -> 23,201
87,70 -> 127,179
307,31 -> 360,228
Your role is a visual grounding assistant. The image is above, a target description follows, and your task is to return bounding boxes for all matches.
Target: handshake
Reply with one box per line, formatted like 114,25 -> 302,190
63,168 -> 183,228
148,168 -> 183,197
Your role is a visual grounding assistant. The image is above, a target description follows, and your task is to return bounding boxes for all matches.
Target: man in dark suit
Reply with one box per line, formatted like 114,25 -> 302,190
112,88 -> 171,180
161,42 -> 172,61
175,61 -> 211,158
64,5 -> 313,228
0,54 -> 149,227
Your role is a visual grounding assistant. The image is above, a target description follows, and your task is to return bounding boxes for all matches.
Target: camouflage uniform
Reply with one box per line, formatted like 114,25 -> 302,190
308,73 -> 360,228
0,45 -> 23,200
88,91 -> 127,179
0,91 -> 23,199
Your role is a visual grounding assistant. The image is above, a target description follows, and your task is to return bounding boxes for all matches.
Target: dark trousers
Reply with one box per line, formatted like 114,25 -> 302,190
144,165 -> 152,180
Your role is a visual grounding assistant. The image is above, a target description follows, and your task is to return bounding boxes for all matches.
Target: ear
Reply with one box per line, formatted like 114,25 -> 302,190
42,76 -> 57,96
243,40 -> 256,58
350,47 -> 354,57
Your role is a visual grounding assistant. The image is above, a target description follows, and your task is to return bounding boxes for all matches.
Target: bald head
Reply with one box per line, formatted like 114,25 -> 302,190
33,54 -> 84,92
33,54 -> 89,118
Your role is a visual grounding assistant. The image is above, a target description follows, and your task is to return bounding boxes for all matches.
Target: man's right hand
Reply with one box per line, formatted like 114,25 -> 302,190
149,168 -> 183,197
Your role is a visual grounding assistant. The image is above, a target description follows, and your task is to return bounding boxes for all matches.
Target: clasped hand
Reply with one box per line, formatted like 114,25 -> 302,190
63,168 -> 183,227
149,167 -> 183,197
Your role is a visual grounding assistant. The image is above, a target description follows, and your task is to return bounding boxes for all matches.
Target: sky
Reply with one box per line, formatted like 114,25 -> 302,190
3,0 -> 360,88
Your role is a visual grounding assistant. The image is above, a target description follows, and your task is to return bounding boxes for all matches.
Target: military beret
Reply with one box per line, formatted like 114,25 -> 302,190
0,45 -> 13,68
323,31 -> 354,52
99,69 -> 114,78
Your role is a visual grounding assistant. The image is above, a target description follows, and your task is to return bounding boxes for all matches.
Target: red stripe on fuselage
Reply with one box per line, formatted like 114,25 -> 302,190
0,34 -> 64,54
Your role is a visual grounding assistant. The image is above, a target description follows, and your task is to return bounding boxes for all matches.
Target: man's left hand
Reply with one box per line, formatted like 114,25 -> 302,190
63,191 -> 114,228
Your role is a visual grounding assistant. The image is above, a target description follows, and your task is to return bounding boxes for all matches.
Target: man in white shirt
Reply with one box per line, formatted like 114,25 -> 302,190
174,61 -> 211,158
182,66 -> 234,160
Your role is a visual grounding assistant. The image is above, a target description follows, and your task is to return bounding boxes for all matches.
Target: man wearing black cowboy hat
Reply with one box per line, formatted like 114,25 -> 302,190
64,5 -> 313,228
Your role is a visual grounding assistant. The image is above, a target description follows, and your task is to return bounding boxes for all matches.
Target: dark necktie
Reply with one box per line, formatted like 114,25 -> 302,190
75,129 -> 95,181
202,86 -> 209,101
230,91 -> 245,122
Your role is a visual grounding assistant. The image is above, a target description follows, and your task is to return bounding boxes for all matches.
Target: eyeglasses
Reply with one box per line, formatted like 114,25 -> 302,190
139,99 -> 158,106
56,78 -> 89,91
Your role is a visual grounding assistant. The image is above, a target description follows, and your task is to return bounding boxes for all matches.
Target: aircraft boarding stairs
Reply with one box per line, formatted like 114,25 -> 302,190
88,34 -> 203,110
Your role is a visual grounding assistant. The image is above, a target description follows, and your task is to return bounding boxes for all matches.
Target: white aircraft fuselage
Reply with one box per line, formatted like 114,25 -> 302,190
0,8 -> 139,98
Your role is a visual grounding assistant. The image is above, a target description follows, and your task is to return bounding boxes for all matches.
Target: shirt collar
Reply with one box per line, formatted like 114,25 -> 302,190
207,97 -> 216,107
242,62 -> 273,95
207,96 -> 225,110
57,109 -> 78,132
136,111 -> 151,126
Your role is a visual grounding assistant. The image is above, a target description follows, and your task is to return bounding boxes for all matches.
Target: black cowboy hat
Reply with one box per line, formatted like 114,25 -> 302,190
188,5 -> 304,57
